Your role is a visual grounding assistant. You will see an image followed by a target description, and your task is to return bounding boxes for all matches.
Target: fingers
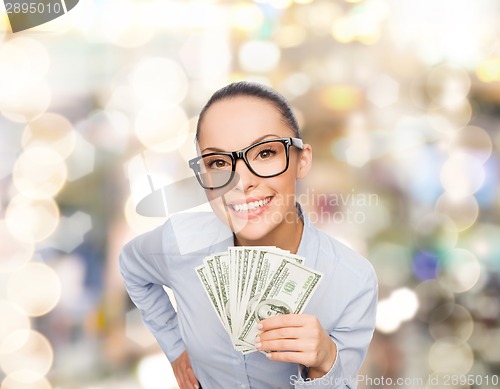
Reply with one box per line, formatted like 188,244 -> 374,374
256,313 -> 336,372
258,325 -> 300,341
256,337 -> 304,352
175,367 -> 199,389
185,366 -> 200,389
256,329 -> 318,355
258,313 -> 313,331
173,364 -> 189,389
264,350 -> 312,365
177,366 -> 192,389
257,314 -> 319,346
172,352 -> 200,389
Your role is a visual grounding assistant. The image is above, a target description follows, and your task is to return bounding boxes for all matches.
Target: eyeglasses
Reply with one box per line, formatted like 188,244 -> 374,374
188,137 -> 304,189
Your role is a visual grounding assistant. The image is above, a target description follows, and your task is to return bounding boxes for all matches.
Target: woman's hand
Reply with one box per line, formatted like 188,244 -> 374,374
255,314 -> 337,379
171,351 -> 200,389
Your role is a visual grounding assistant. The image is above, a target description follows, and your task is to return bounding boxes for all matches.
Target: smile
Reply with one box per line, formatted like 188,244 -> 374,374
230,197 -> 272,213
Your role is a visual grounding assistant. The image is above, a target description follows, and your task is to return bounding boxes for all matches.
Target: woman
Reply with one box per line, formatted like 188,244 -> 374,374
120,81 -> 378,388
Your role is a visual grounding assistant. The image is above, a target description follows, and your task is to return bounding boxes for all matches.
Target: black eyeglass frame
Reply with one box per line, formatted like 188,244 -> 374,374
188,137 -> 304,189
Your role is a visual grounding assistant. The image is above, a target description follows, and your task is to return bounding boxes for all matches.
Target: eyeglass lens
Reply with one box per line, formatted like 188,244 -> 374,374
197,140 -> 287,188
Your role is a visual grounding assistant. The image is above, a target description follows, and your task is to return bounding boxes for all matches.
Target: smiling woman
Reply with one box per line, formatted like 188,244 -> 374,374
193,84 -> 311,250
119,81 -> 378,389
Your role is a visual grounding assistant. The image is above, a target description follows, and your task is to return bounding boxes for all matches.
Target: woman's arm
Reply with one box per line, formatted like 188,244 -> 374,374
119,236 -> 186,363
119,227 -> 201,389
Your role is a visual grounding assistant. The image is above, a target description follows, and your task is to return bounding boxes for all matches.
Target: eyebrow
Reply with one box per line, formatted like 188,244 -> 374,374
200,134 -> 281,154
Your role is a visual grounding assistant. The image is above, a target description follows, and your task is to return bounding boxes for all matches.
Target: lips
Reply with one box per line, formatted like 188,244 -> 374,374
228,196 -> 273,213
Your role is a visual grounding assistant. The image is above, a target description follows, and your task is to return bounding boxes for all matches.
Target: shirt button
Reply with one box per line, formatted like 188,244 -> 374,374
240,385 -> 246,388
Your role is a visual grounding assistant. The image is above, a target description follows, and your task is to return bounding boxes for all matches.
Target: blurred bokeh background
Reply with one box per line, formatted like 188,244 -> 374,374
1,0 -> 499,388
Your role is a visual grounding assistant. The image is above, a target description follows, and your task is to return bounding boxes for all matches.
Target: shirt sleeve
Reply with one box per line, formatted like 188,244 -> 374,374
294,265 -> 378,389
119,229 -> 186,363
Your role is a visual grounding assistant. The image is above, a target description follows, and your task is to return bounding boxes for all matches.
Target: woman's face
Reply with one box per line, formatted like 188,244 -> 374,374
197,96 -> 312,243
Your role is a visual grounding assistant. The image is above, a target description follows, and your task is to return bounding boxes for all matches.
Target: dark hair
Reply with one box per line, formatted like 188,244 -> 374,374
196,81 -> 301,141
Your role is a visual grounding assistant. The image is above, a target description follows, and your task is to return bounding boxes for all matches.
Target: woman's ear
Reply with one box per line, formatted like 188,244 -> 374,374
296,143 -> 312,179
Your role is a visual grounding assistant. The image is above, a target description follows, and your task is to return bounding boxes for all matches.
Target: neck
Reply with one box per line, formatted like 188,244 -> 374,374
234,208 -> 304,254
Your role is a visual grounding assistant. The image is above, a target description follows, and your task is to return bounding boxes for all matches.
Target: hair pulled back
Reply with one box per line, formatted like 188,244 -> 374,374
196,81 -> 301,141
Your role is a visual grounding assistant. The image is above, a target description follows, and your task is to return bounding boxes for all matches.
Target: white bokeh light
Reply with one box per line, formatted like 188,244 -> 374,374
12,147 -> 67,200
22,113 -> 76,159
438,249 -> 482,293
134,103 -> 189,153
440,151 -> 485,199
239,41 -> 281,73
0,330 -> 54,381
137,353 -> 178,389
131,58 -> 188,105
7,262 -> 62,317
5,196 -> 60,244
0,300 -> 31,349
0,221 -> 34,274
376,288 -> 419,334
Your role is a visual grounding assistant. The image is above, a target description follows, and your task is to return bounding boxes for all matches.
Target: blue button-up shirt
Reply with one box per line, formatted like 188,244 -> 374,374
119,205 -> 378,388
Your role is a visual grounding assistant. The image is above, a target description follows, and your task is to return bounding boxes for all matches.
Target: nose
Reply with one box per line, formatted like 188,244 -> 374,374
233,158 -> 257,192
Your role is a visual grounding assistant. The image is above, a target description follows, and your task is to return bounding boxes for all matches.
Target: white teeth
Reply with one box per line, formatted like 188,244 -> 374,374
231,197 -> 271,212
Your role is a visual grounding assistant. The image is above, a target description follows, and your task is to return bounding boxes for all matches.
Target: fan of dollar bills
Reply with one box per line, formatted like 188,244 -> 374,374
195,247 -> 322,354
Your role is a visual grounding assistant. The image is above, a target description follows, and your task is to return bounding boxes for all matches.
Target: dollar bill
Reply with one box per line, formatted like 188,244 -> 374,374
195,246 -> 321,353
240,250 -> 304,334
238,258 -> 322,347
204,255 -> 231,335
195,264 -> 226,330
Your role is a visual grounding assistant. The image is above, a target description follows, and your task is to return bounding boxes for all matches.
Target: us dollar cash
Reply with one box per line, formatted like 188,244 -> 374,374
238,258 -> 322,348
195,247 -> 322,353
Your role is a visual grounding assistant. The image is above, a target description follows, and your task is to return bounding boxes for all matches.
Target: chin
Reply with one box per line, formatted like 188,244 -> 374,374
232,221 -> 275,244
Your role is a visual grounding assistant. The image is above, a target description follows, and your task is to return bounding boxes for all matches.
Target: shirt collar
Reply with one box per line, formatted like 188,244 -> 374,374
296,203 -> 319,267
178,202 -> 319,263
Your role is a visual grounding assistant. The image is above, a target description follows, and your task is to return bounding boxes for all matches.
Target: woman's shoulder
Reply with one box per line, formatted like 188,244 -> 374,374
120,221 -> 165,258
